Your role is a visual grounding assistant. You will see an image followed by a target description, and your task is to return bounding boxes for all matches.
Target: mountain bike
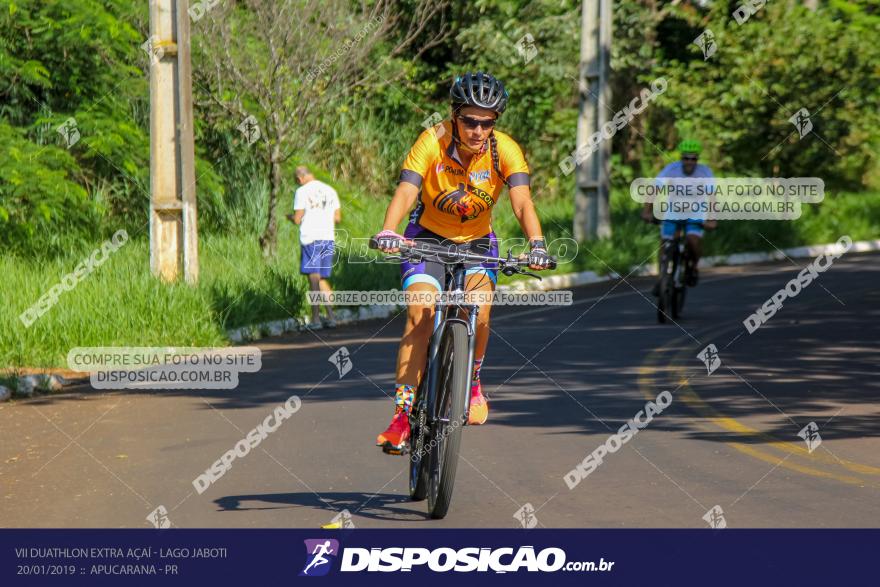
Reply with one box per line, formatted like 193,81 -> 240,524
654,220 -> 701,323
370,238 -> 555,519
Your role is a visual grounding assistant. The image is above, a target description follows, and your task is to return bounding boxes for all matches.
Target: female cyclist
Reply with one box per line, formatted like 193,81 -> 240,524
373,71 -> 553,453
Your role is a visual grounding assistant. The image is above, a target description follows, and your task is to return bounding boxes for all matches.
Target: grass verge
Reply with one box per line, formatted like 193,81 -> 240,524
3,187 -> 878,368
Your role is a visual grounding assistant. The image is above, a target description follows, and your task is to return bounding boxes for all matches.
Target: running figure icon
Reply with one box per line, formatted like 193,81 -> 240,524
300,539 -> 339,576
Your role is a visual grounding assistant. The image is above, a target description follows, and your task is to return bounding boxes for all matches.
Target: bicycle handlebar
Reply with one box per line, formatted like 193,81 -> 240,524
368,237 -> 557,276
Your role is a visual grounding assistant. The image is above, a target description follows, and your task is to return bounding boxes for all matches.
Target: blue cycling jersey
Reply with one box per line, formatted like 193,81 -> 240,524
656,160 -> 715,236
657,160 -> 714,181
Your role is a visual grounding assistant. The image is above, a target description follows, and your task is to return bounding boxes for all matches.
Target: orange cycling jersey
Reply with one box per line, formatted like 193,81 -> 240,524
398,120 -> 530,242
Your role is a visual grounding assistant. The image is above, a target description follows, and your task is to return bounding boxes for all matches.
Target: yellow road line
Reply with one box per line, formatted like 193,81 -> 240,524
637,322 -> 880,487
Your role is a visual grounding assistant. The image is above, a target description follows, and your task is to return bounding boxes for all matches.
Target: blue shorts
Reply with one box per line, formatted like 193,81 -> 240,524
301,240 -> 334,278
661,220 -> 704,240
400,224 -> 498,292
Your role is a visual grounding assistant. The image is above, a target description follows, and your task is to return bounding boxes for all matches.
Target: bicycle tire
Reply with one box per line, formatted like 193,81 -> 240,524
672,285 -> 686,319
408,385 -> 429,501
657,254 -> 670,324
658,278 -> 669,323
427,321 -> 469,519
671,247 -> 691,319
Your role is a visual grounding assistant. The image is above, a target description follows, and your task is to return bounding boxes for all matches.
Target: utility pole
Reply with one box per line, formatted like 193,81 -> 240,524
574,0 -> 612,241
149,0 -> 199,283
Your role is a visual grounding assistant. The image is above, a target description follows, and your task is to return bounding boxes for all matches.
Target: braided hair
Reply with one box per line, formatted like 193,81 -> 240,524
488,133 -> 508,187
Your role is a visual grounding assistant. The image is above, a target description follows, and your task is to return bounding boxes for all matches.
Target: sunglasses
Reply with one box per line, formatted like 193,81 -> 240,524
457,115 -> 496,130
682,155 -> 698,161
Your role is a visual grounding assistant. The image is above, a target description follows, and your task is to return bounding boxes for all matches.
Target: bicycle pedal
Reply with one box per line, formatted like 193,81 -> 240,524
381,441 -> 408,456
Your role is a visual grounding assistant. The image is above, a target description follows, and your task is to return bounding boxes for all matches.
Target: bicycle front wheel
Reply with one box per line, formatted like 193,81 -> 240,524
427,321 -> 469,519
409,387 -> 429,501
657,261 -> 671,324
672,285 -> 686,319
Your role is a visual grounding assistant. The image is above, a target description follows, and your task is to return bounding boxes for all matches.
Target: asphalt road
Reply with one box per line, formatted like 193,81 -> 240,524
2,252 -> 878,529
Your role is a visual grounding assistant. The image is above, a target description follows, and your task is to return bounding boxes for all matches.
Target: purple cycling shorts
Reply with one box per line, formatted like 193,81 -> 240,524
400,223 -> 499,291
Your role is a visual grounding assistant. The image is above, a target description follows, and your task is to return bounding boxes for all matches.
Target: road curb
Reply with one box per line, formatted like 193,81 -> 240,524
500,237 -> 880,292
0,374 -> 68,400
10,237 -> 877,394
225,237 -> 880,339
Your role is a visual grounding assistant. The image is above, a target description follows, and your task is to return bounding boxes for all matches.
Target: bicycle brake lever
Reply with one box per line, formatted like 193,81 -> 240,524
518,268 -> 543,280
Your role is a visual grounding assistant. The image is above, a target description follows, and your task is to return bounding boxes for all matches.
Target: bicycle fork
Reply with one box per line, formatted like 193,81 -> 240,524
424,289 -> 479,425
673,241 -> 686,288
661,239 -> 685,288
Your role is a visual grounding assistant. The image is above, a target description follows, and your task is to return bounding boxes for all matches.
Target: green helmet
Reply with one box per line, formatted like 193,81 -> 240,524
677,139 -> 702,156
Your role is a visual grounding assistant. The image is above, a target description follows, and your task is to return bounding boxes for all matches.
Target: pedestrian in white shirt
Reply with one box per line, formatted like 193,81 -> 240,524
286,166 -> 340,328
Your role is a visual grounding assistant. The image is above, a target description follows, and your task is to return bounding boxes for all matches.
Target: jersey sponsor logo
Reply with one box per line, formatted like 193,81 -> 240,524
435,163 -> 465,176
469,169 -> 490,184
432,183 -> 495,222
470,184 -> 495,209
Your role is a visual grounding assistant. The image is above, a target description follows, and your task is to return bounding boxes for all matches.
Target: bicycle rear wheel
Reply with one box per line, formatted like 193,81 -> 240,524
427,321 -> 469,519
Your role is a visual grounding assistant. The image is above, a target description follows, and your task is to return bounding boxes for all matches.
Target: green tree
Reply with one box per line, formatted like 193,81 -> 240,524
654,2 -> 880,186
0,0 -> 148,253
194,0 -> 450,256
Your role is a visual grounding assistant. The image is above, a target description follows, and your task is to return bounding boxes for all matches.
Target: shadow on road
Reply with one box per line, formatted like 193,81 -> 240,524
214,491 -> 427,522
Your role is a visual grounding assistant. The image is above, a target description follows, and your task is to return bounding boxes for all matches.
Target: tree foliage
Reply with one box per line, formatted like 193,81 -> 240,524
0,0 -> 148,255
655,1 -> 880,187
1,0 -> 878,258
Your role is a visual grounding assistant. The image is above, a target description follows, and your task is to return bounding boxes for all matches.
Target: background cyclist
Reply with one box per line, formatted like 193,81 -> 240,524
641,139 -> 717,290
372,71 -> 553,453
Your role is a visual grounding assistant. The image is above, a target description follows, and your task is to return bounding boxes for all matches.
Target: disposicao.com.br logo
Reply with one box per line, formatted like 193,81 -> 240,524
300,539 -> 340,577
300,540 -> 614,574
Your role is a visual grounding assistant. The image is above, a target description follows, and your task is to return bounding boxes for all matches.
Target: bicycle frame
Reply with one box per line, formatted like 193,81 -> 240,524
372,236 -> 554,516
422,264 -> 479,425
660,236 -> 686,288
367,234 -> 552,438
659,219 -> 700,286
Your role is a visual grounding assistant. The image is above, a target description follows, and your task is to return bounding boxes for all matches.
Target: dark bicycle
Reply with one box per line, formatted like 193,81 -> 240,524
653,219 -> 702,323
370,238 -> 555,519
